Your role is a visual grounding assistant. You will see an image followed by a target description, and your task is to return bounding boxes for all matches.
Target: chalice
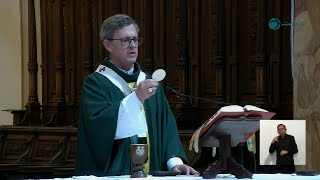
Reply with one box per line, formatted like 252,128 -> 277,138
130,144 -> 148,178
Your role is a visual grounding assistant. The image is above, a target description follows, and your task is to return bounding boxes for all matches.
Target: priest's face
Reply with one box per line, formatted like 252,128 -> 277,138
103,24 -> 139,71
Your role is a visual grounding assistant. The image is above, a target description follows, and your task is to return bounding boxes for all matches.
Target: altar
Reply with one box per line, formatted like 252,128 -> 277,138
52,174 -> 320,180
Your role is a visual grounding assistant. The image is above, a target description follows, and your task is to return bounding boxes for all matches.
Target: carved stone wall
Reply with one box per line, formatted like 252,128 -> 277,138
294,0 -> 320,172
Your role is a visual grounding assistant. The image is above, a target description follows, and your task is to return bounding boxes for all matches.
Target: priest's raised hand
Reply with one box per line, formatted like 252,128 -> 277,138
135,79 -> 159,102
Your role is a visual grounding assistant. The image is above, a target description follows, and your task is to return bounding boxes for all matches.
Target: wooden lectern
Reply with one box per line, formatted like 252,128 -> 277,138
189,105 -> 275,179
198,116 -> 273,179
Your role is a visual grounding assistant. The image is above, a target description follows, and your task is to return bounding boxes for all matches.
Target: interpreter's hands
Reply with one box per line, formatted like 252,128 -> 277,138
135,79 -> 159,102
280,150 -> 288,156
171,164 -> 200,176
272,136 -> 279,144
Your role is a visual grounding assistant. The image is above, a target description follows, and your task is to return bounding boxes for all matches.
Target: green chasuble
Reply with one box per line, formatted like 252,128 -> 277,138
75,58 -> 187,176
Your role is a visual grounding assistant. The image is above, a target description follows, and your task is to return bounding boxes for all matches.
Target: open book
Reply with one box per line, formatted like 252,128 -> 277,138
199,105 -> 274,137
189,105 -> 276,152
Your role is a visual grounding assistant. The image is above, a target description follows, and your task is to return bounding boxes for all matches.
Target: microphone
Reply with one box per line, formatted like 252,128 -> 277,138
165,86 -> 184,97
165,86 -> 231,105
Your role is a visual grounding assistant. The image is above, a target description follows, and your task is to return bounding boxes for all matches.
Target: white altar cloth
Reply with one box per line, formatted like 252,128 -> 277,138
53,173 -> 320,180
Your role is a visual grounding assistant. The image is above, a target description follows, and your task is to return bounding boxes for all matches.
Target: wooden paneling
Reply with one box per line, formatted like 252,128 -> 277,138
33,0 -> 293,128
0,126 -> 77,178
0,126 -> 77,166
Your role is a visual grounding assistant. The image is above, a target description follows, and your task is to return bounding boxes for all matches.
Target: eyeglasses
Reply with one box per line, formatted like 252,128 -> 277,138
108,37 -> 142,47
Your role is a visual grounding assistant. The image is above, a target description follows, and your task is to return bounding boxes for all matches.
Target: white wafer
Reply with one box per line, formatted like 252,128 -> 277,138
152,69 -> 166,81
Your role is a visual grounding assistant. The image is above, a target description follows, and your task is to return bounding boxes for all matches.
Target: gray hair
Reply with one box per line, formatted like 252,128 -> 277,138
99,14 -> 140,41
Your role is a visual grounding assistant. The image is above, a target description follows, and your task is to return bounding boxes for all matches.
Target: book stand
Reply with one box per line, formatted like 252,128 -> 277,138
200,117 -> 261,179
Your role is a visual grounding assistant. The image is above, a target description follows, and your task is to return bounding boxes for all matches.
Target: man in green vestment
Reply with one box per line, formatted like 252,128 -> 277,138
75,14 -> 199,176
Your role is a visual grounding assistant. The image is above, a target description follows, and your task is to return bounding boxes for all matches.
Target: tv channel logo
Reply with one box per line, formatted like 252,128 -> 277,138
268,18 -> 304,30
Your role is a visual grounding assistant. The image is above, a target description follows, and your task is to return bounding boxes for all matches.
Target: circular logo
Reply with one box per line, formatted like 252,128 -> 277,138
268,18 -> 281,30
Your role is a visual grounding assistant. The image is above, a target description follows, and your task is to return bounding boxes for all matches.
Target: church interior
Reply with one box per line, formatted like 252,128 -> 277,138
0,0 -> 319,179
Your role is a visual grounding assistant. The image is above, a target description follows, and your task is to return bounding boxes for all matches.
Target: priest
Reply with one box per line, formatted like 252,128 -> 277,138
75,14 -> 199,176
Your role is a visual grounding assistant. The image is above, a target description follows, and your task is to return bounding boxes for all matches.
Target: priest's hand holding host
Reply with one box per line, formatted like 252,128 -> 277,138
75,14 -> 199,176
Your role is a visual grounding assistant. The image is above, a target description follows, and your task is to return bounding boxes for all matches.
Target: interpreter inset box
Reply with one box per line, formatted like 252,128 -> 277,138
259,120 -> 306,165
